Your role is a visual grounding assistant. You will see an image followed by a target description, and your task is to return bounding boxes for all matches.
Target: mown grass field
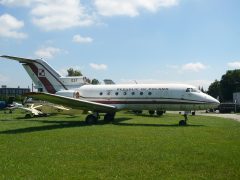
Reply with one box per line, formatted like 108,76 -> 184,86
0,111 -> 239,179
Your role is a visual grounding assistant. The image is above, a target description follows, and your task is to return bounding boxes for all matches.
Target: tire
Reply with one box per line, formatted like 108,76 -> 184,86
25,114 -> 32,119
179,120 -> 187,126
149,110 -> 155,116
104,113 -> 115,122
156,111 -> 164,116
86,115 -> 97,125
133,110 -> 143,115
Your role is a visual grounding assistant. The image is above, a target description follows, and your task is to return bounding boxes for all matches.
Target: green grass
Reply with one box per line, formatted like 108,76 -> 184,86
0,111 -> 239,179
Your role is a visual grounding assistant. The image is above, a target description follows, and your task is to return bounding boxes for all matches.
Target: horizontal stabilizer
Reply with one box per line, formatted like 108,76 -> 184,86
0,55 -> 38,64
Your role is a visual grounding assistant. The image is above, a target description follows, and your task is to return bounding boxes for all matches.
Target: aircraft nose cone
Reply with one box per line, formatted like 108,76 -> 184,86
207,95 -> 220,106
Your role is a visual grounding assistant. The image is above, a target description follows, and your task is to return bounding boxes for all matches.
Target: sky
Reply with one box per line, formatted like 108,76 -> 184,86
0,0 -> 240,90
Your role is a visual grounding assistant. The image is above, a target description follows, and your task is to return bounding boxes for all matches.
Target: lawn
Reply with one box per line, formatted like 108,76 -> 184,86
0,111 -> 239,179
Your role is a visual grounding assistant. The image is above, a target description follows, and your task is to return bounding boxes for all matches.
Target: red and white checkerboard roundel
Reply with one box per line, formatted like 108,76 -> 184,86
38,69 -> 45,77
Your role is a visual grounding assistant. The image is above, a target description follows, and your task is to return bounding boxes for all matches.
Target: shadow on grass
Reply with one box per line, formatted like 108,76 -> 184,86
0,117 -> 203,134
113,118 -> 204,128
134,114 -> 165,118
0,118 -> 129,134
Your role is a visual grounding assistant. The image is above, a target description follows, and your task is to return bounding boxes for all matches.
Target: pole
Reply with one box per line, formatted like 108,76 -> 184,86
234,100 -> 237,113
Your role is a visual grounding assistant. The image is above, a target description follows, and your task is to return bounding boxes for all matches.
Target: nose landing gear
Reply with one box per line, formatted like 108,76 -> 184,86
179,113 -> 188,126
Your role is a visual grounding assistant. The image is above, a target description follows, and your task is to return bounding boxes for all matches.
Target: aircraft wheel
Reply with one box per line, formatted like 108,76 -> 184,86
104,113 -> 115,123
149,110 -> 155,116
156,111 -> 164,116
179,120 -> 187,126
86,114 -> 98,125
25,114 -> 32,119
133,110 -> 143,115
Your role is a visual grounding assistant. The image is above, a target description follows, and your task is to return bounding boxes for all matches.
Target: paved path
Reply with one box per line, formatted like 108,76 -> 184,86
198,113 -> 240,122
168,111 -> 240,123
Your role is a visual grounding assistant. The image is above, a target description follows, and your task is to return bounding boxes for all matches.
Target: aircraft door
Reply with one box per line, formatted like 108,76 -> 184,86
73,91 -> 80,99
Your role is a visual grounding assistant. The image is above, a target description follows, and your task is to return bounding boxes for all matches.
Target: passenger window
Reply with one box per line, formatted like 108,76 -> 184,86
148,92 -> 152,95
132,92 -> 135,95
140,92 -> 143,95
115,92 -> 119,96
100,92 -> 103,96
123,92 -> 127,95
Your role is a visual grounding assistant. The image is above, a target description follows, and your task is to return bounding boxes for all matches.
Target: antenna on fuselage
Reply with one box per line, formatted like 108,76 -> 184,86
134,80 -> 138,84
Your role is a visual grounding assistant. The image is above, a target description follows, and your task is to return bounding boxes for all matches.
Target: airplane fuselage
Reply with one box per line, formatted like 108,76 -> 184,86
0,55 -> 221,125
56,84 -> 219,112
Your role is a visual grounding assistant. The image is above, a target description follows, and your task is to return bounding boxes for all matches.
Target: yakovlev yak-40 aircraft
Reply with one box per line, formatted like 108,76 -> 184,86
0,55 -> 220,125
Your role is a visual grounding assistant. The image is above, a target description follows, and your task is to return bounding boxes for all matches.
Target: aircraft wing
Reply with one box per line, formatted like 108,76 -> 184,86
18,107 -> 44,116
25,92 -> 117,113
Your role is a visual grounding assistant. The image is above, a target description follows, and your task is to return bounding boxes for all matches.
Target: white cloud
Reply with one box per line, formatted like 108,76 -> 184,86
227,61 -> 240,69
35,46 -> 61,59
1,0 -> 179,32
94,0 -> 178,17
0,0 -> 32,6
90,63 -> 108,70
72,34 -> 93,43
31,0 -> 94,31
181,62 -> 207,72
0,13 -> 27,39
167,62 -> 208,73
0,73 -> 9,83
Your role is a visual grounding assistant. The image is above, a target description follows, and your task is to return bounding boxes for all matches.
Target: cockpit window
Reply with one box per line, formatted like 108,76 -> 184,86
186,88 -> 200,93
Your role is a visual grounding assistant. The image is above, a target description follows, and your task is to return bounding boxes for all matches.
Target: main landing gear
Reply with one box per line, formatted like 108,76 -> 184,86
179,113 -> 188,126
104,113 -> 115,123
85,112 -> 115,125
85,114 -> 99,125
149,110 -> 165,116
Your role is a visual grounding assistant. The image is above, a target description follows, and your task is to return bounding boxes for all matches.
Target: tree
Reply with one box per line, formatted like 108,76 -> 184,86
91,79 -> 100,85
208,80 -> 221,99
220,69 -> 240,101
67,68 -> 82,76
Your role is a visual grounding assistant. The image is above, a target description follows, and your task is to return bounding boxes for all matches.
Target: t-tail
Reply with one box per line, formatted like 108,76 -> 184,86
0,55 -> 87,93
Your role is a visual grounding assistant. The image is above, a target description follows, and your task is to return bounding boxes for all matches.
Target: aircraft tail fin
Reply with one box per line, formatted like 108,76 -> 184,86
0,55 -> 67,93
1,55 -> 89,93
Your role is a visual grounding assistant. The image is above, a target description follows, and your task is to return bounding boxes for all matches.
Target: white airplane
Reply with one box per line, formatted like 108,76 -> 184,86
21,100 -> 71,118
0,55 -> 220,125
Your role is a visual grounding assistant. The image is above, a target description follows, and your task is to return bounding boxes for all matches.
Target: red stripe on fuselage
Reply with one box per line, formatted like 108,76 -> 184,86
93,100 -> 206,105
28,64 -> 56,94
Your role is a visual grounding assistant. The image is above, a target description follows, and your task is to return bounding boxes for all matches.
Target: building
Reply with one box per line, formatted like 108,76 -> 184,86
233,92 -> 240,105
0,85 -> 30,98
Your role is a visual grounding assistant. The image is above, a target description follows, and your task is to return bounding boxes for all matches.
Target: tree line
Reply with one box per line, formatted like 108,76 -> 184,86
67,68 -> 100,85
208,69 -> 240,102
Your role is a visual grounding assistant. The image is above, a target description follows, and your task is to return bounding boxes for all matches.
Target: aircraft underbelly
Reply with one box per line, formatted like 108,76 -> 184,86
112,103 -> 210,111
